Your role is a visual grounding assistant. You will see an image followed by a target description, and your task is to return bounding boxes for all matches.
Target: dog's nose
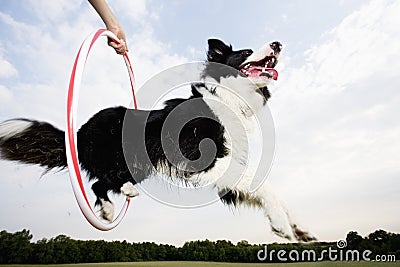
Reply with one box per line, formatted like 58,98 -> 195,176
270,41 -> 282,55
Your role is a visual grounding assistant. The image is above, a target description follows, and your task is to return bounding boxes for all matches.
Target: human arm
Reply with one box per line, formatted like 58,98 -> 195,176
88,0 -> 128,54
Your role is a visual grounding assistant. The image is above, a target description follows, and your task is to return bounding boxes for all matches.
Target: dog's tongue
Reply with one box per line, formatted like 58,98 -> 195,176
264,68 -> 278,80
247,67 -> 278,81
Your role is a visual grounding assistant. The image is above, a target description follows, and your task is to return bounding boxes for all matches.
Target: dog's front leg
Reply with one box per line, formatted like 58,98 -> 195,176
120,182 -> 140,198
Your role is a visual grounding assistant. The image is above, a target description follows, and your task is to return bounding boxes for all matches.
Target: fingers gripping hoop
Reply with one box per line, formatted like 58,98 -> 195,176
66,29 -> 137,231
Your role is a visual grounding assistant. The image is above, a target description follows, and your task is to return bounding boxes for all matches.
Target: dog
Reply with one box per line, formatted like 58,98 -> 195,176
0,39 -> 315,242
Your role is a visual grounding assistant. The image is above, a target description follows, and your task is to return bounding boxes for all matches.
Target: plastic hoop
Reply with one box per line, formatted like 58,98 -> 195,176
66,29 -> 137,231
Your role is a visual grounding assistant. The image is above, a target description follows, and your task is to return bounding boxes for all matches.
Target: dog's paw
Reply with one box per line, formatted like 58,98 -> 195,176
120,182 -> 139,198
270,224 -> 294,241
292,224 -> 317,242
100,199 -> 114,222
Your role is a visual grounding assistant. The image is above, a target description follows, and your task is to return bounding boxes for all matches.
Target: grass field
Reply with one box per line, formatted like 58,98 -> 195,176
1,261 -> 399,267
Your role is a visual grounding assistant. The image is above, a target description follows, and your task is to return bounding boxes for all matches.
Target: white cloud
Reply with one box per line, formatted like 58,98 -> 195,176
112,0 -> 148,22
0,85 -> 12,104
0,58 -> 17,78
303,0 -> 400,91
281,14 -> 288,24
0,42 -> 17,78
25,0 -> 83,23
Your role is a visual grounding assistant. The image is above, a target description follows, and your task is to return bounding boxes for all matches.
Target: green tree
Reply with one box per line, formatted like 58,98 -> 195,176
346,231 -> 364,249
31,238 -> 54,263
0,229 -> 33,263
368,229 -> 390,243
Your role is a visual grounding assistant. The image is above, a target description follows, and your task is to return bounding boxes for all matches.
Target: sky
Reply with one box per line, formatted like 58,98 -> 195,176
0,0 -> 399,246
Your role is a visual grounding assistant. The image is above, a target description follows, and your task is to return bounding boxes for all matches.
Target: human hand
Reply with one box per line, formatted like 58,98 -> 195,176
107,25 -> 128,54
88,0 -> 128,54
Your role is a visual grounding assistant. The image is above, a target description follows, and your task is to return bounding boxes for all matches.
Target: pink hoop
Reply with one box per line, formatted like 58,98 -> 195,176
66,29 -> 137,231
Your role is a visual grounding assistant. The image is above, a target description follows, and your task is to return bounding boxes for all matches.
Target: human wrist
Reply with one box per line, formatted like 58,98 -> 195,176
104,15 -> 120,30
106,23 -> 121,32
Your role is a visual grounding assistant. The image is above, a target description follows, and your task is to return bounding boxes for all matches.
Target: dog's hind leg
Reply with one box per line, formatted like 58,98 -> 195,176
92,180 -> 114,222
91,168 -> 144,222
218,183 -> 316,242
115,168 -> 144,198
253,183 -> 316,242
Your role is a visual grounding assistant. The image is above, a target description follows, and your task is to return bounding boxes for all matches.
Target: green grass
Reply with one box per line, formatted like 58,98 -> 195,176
1,261 -> 399,267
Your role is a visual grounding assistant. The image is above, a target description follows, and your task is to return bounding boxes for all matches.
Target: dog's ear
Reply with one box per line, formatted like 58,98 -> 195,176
207,39 -> 232,62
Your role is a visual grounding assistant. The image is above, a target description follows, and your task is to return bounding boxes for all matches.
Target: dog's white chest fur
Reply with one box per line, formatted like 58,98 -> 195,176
192,76 -> 265,191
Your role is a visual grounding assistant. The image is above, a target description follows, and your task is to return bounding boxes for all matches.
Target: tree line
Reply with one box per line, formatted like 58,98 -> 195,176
0,229 -> 399,264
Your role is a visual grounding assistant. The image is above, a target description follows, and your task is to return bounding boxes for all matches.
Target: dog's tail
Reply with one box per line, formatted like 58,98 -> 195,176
0,119 -> 67,170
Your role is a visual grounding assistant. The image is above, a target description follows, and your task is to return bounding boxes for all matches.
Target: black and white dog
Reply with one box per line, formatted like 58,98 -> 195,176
0,39 -> 315,241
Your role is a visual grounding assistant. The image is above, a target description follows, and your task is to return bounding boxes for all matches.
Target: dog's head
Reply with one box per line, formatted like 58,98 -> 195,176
200,39 -> 282,114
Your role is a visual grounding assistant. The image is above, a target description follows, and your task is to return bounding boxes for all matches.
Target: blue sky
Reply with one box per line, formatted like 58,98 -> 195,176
0,0 -> 399,246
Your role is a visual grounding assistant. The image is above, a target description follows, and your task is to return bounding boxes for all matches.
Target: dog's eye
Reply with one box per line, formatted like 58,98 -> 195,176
241,50 -> 253,57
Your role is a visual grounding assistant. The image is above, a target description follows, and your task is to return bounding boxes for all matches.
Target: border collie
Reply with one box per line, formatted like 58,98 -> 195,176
0,39 -> 315,242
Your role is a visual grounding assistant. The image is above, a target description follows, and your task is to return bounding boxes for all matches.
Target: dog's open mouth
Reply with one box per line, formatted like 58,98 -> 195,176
240,57 -> 278,82
239,42 -> 281,83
